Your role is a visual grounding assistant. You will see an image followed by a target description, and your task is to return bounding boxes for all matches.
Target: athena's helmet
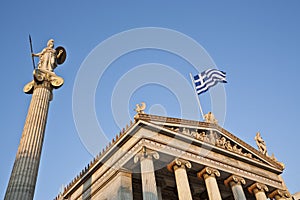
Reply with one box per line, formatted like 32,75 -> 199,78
47,39 -> 54,47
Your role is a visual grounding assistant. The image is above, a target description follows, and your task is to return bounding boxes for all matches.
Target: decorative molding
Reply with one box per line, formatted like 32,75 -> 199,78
142,138 -> 283,188
167,158 -> 191,172
248,182 -> 269,194
224,175 -> 246,187
197,167 -> 220,179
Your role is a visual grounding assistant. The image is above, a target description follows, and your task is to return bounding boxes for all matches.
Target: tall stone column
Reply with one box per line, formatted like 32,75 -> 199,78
248,182 -> 269,200
134,147 -> 159,200
197,167 -> 222,200
224,175 -> 246,200
167,158 -> 193,200
5,69 -> 64,200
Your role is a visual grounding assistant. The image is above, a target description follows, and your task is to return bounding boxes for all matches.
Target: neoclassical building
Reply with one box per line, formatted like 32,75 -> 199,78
55,108 -> 291,200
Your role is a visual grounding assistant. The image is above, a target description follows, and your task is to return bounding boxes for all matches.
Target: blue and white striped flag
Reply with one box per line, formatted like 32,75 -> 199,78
193,69 -> 227,95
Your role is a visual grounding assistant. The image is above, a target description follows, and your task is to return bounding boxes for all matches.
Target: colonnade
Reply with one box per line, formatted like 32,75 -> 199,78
134,148 -> 289,200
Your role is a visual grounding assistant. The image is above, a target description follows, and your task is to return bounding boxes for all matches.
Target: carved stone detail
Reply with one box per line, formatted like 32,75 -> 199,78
269,153 -> 285,169
186,127 -> 257,160
255,132 -> 268,155
224,175 -> 246,187
167,158 -> 191,172
24,69 -> 64,94
204,112 -> 218,124
134,102 -> 146,114
134,146 -> 159,163
197,167 -> 220,179
268,189 -> 291,199
248,182 -> 269,194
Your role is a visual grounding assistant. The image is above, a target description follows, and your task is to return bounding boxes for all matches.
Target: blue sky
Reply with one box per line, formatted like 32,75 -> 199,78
1,1 -> 300,199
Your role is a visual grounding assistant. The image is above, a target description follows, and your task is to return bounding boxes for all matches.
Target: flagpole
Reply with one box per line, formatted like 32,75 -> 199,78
189,73 -> 205,120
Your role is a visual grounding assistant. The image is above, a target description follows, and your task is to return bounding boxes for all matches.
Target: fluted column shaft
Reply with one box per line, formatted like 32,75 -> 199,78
248,183 -> 269,200
198,167 -> 222,200
224,175 -> 246,200
134,147 -> 159,200
167,158 -> 192,200
5,81 -> 53,200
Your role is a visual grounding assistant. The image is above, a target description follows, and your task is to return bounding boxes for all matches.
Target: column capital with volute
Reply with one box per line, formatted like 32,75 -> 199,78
268,189 -> 291,200
134,147 -> 159,163
167,158 -> 193,200
224,175 -> 246,187
167,158 -> 191,172
197,167 -> 220,180
224,175 -> 247,200
248,183 -> 269,194
134,147 -> 159,200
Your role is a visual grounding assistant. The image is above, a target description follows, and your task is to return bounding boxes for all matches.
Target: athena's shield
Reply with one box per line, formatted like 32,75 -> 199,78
56,46 -> 67,65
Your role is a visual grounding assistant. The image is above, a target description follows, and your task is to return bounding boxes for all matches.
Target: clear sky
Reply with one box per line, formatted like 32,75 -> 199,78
1,1 -> 299,199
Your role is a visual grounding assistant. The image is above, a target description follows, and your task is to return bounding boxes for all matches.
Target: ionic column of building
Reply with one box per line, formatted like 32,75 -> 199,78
224,175 -> 246,200
248,182 -> 269,200
134,147 -> 159,200
268,189 -> 291,200
167,158 -> 193,200
5,69 -> 64,200
197,167 -> 222,200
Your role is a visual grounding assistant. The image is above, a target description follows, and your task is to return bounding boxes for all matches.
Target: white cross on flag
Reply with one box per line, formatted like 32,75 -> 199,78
193,69 -> 227,95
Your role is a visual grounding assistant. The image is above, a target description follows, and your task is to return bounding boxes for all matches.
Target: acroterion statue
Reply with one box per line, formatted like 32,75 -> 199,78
204,111 -> 218,124
255,132 -> 267,155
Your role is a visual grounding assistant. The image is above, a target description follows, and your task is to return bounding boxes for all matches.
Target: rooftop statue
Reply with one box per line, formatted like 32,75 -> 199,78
255,132 -> 267,155
204,112 -> 218,124
32,39 -> 66,72
135,102 -> 146,114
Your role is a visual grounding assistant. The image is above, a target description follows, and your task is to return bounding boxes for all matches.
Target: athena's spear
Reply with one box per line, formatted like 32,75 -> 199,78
29,34 -> 36,69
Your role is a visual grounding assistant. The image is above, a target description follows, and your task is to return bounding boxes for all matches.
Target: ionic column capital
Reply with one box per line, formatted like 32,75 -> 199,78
268,189 -> 291,199
167,158 -> 191,172
248,182 -> 269,194
224,175 -> 246,187
197,167 -> 220,179
24,69 -> 64,94
134,147 -> 159,163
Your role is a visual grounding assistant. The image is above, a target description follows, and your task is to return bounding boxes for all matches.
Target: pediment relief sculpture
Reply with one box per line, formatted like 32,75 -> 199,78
166,126 -> 260,162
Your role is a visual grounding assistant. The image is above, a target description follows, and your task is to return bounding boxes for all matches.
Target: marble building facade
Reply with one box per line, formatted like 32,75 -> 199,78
56,112 -> 291,200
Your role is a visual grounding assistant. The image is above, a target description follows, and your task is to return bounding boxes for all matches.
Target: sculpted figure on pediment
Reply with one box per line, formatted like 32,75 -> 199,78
233,144 -> 243,154
255,132 -> 267,155
216,137 -> 227,148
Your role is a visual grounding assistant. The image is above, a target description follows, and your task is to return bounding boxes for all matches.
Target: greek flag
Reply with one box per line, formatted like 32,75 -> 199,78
193,69 -> 227,95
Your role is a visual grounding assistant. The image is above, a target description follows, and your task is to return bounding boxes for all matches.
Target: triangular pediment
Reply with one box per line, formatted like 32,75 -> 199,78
135,114 -> 284,172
